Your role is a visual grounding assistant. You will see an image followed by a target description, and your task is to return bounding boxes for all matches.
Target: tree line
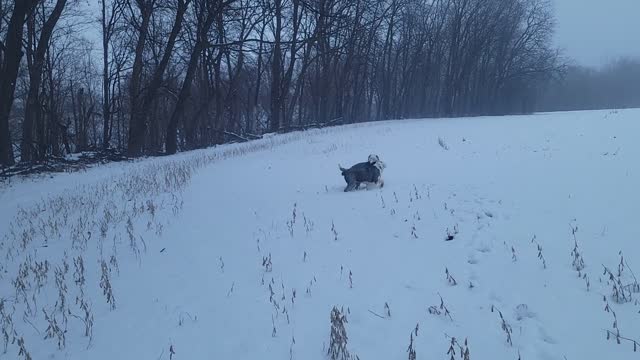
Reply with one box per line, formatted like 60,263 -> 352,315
1,0 -> 562,166
536,57 -> 640,112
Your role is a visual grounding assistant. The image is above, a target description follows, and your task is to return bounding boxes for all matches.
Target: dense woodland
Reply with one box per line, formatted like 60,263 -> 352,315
0,0 -> 629,167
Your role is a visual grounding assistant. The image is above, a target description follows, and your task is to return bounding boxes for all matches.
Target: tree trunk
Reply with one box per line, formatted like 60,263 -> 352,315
269,0 -> 283,133
101,0 -> 112,149
21,0 -> 68,162
128,0 -> 191,156
0,0 -> 38,166
252,18 -> 266,132
166,0 -> 216,155
126,0 -> 153,157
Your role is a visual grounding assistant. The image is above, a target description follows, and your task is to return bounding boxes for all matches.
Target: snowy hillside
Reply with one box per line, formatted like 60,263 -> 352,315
1,109 -> 640,360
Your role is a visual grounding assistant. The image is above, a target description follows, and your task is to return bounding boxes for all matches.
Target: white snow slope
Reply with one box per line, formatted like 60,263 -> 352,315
1,109 -> 640,360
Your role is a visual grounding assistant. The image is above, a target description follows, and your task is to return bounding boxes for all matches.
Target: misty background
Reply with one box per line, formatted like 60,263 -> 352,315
542,0 -> 640,111
0,0 -> 639,169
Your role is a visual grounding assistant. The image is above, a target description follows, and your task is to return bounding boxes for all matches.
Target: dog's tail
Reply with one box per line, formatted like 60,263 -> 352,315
338,164 -> 348,174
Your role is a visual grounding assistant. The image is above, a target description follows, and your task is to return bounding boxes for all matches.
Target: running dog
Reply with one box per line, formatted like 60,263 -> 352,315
339,154 -> 386,192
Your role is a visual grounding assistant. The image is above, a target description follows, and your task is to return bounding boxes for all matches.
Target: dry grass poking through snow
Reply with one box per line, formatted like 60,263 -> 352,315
0,124 -> 374,358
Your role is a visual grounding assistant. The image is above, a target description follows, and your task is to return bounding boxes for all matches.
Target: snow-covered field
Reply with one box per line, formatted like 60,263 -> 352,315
1,109 -> 640,360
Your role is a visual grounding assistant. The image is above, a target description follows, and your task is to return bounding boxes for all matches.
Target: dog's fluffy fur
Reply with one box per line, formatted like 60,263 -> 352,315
339,154 -> 386,192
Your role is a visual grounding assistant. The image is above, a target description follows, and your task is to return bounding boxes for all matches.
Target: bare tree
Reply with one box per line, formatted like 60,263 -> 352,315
101,0 -> 125,149
127,0 -> 191,156
165,0 -> 229,154
0,0 -> 38,166
21,0 -> 69,162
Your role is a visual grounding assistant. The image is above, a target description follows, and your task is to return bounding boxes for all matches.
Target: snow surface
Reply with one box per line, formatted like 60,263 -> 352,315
1,109 -> 640,360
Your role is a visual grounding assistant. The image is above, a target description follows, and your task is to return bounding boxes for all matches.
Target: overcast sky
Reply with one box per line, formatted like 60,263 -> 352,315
553,0 -> 640,67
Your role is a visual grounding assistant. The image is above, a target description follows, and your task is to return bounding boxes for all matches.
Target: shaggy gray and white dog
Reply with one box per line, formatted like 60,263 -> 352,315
339,154 -> 386,192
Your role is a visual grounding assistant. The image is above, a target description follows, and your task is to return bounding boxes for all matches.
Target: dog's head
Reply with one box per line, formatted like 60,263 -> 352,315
368,154 -> 386,173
